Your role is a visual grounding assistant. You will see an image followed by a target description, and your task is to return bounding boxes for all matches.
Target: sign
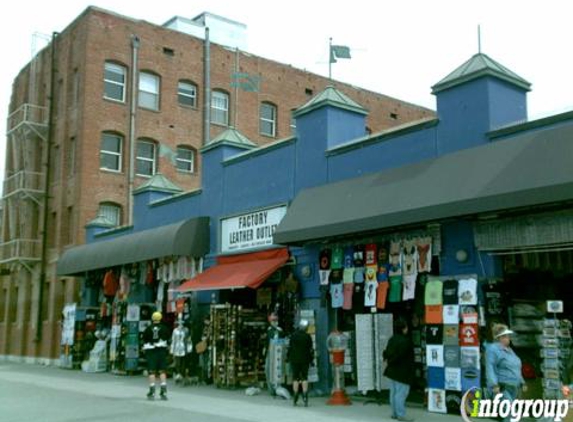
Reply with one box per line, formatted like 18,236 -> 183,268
220,205 -> 287,253
547,300 -> 564,313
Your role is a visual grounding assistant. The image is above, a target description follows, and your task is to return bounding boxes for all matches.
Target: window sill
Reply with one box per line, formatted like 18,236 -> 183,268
176,169 -> 197,175
210,121 -> 229,128
138,106 -> 161,113
260,132 -> 277,139
103,97 -> 127,105
100,168 -> 124,175
178,104 -> 198,111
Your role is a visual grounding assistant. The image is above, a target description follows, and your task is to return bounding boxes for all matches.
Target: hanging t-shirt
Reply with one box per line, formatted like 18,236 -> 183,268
377,263 -> 389,282
330,283 -> 343,308
401,239 -> 418,276
365,243 -> 377,266
442,305 -> 460,324
329,269 -> 343,284
460,306 -> 479,324
364,280 -> 377,307
417,237 -> 432,273
425,278 -> 443,305
377,243 -> 389,264
353,246 -> 365,267
428,367 -> 445,389
342,283 -> 354,310
103,270 -> 119,297
426,345 -> 444,367
343,246 -> 354,269
365,266 -> 377,282
376,281 -> 389,309
319,249 -> 332,270
459,324 -> 479,347
353,267 -> 365,283
458,278 -> 478,305
445,367 -> 462,392
343,268 -> 355,284
460,346 -> 480,369
389,240 -> 402,276
319,270 -> 331,286
425,305 -> 443,324
444,346 -> 460,368
442,279 -> 459,305
443,324 -> 459,346
388,275 -> 403,303
426,324 -> 444,344
402,274 -> 417,301
331,247 -> 344,269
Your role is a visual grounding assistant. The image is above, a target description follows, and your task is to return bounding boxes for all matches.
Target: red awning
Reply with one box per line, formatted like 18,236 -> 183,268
178,248 -> 289,292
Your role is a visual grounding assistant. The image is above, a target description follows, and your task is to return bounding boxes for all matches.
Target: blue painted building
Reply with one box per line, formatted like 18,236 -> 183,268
58,52 -> 573,397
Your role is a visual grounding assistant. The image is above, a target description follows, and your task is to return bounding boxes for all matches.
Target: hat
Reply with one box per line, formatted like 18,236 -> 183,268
494,324 -> 514,338
151,311 -> 162,322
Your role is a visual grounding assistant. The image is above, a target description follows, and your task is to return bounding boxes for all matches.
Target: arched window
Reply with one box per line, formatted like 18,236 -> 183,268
100,132 -> 123,172
260,102 -> 277,137
98,202 -> 122,227
139,71 -> 161,110
136,138 -> 157,177
178,80 -> 198,108
176,145 -> 196,173
103,61 -> 127,102
211,90 -> 229,126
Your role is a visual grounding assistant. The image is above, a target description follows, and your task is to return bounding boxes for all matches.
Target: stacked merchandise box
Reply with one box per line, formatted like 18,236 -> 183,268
59,304 -> 99,369
426,276 -> 480,414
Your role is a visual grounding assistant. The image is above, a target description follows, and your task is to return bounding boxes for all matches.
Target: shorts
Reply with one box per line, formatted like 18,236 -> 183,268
291,362 -> 310,381
146,348 -> 167,373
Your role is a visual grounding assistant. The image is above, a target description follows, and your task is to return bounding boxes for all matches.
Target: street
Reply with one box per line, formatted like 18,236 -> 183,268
0,362 -> 462,422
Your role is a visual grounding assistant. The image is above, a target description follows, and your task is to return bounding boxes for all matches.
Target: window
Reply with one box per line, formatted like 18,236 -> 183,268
176,146 -> 195,173
73,68 -> 80,106
66,206 -> 74,245
290,111 -> 297,135
10,286 -> 18,323
98,202 -> 122,227
136,139 -> 157,176
103,62 -> 126,102
0,287 -> 6,323
139,72 -> 160,110
211,90 -> 229,126
100,132 -> 123,172
178,81 -> 197,108
260,102 -> 277,137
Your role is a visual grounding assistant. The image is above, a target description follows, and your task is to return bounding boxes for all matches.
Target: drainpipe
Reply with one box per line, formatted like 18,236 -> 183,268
203,27 -> 211,146
127,35 -> 140,226
36,31 -> 58,342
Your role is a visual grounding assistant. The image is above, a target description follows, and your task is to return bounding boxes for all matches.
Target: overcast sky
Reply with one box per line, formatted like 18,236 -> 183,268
1,0 -> 572,189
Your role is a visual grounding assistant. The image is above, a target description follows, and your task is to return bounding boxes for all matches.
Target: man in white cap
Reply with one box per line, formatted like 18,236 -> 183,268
143,311 -> 170,400
288,319 -> 314,406
485,323 -> 526,411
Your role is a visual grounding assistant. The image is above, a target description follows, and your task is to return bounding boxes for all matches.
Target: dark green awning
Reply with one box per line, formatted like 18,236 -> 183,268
57,217 -> 210,276
274,123 -> 573,245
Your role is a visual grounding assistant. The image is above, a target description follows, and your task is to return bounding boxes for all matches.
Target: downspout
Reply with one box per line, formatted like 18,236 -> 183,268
127,35 -> 140,226
36,31 -> 58,342
203,27 -> 211,146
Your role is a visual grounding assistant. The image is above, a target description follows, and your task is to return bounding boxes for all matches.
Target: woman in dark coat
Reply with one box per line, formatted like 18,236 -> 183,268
288,319 -> 314,407
383,318 -> 414,421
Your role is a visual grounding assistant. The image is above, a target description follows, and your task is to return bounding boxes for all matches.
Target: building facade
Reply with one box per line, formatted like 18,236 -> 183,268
0,7 -> 433,362
57,50 -> 573,402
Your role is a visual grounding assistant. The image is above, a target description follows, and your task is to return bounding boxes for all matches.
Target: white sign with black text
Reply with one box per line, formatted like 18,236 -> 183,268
220,205 -> 287,253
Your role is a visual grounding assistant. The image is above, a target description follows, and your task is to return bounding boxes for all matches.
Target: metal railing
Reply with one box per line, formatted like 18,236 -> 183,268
2,171 -> 44,198
7,103 -> 49,133
0,239 -> 42,263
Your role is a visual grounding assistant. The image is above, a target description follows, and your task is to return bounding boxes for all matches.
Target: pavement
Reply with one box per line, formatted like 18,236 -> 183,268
0,361 -> 463,422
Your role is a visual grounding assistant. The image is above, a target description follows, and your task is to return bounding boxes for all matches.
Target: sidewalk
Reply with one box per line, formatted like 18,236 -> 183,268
0,361 -> 462,422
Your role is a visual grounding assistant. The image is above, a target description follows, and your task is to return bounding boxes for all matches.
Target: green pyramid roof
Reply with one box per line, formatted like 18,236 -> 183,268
201,128 -> 257,153
133,173 -> 183,194
432,53 -> 531,94
293,86 -> 368,117
86,215 -> 116,228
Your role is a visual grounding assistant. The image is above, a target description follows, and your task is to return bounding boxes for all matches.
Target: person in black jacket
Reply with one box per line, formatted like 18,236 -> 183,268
288,319 -> 314,407
383,318 -> 415,422
143,311 -> 170,400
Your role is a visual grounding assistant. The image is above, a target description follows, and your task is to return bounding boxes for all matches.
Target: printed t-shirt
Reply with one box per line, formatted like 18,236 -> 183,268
443,305 -> 460,324
319,270 -> 331,286
353,267 -> 365,283
458,278 -> 478,305
388,275 -> 402,303
343,247 -> 354,269
425,278 -> 443,305
426,324 -> 444,344
342,283 -> 354,310
442,279 -> 459,305
330,283 -> 343,308
343,268 -> 355,284
376,281 -> 389,309
353,245 -> 365,267
443,325 -> 459,346
364,280 -> 377,307
402,274 -> 417,301
459,324 -> 479,347
425,305 -> 443,324
331,247 -> 344,269
319,249 -> 332,270
365,243 -> 377,266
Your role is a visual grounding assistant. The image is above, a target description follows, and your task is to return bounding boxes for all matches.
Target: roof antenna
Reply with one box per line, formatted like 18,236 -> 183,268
478,24 -> 482,54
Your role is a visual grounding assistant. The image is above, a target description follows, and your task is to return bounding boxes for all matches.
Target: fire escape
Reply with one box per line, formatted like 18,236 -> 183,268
0,103 -> 48,273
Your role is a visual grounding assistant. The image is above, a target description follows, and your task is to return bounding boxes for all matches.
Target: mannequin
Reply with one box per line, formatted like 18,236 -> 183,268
171,319 -> 190,385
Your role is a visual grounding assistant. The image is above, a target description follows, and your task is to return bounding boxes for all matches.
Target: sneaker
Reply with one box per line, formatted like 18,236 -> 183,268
147,386 -> 155,400
303,392 -> 308,407
160,385 -> 168,401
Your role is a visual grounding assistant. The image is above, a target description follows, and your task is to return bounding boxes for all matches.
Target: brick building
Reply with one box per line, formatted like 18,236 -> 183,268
0,6 -> 433,362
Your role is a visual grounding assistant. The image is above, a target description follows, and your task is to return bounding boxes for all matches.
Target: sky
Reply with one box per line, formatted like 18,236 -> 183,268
1,0 -> 572,189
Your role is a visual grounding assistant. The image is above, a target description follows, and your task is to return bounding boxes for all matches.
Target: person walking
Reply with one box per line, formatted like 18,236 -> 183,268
485,324 -> 526,420
383,319 -> 415,422
143,311 -> 170,400
288,319 -> 314,407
